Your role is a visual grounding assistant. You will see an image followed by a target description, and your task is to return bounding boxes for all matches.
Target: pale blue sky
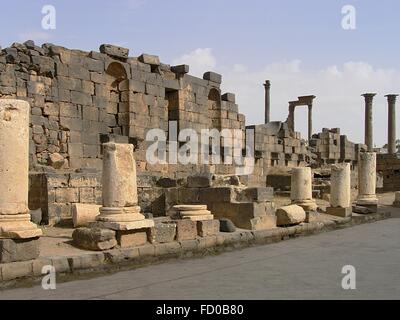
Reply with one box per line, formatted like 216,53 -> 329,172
1,0 -> 399,145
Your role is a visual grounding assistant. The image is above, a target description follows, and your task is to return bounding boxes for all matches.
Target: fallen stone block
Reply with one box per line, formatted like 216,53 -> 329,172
72,228 -> 117,251
0,238 -> 40,263
250,215 -> 277,230
219,218 -> 236,232
116,229 -> 148,248
72,203 -> 101,227
276,205 -> 306,226
149,223 -> 176,243
197,220 -> 220,237
172,220 -> 197,241
352,205 -> 373,214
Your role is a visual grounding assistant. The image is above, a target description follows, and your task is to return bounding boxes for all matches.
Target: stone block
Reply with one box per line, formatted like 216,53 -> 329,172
138,54 -> 160,66
172,220 -> 197,241
99,44 -> 129,58
326,206 -> 352,218
203,71 -> 222,84
197,220 -> 219,237
72,203 -> 101,227
221,92 -> 235,103
72,228 -> 117,251
187,174 -> 212,188
116,229 -> 148,248
276,205 -> 306,226
250,215 -> 277,230
149,223 -> 176,243
171,64 -> 189,74
219,218 -> 236,232
237,187 -> 274,202
1,260 -> 33,281
0,238 -> 40,263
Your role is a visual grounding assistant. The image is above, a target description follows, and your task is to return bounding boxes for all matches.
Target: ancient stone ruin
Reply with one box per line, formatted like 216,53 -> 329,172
0,40 -> 398,265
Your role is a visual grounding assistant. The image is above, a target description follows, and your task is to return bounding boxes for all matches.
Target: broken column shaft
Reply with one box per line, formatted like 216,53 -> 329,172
326,163 -> 351,217
290,167 -> 317,211
356,152 -> 378,212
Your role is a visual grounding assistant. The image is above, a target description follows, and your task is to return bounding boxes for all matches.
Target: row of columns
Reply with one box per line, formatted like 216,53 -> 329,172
362,93 -> 398,153
290,152 -> 378,216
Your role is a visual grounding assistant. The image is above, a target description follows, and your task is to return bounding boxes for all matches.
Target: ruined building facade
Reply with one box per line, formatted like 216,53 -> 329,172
0,41 -> 363,225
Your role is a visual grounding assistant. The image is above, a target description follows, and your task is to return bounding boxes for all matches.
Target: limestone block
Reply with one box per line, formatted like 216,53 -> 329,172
172,220 -> 197,241
148,223 -> 176,243
221,93 -> 235,103
116,229 -> 147,248
183,214 -> 214,221
276,205 -> 306,226
197,220 -> 220,237
171,64 -> 189,74
0,238 -> 40,263
72,203 -> 101,227
393,191 -> 400,207
72,228 -> 116,251
187,174 -> 212,188
173,204 -> 208,211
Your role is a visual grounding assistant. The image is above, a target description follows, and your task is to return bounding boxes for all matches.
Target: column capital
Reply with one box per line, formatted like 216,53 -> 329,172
362,93 -> 377,101
263,80 -> 271,89
385,94 -> 399,103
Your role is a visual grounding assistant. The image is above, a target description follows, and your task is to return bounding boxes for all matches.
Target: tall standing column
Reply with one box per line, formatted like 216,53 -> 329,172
0,100 -> 42,263
362,93 -> 376,152
288,103 -> 295,131
264,80 -> 271,124
95,142 -> 154,230
356,152 -> 378,213
385,94 -> 398,154
326,163 -> 351,217
290,167 -> 317,211
308,104 -> 313,141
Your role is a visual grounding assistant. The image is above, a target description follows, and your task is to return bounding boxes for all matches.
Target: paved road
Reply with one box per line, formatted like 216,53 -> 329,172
1,217 -> 400,300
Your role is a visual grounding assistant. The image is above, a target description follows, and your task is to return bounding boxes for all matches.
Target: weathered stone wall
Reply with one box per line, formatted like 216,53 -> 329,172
377,154 -> 400,191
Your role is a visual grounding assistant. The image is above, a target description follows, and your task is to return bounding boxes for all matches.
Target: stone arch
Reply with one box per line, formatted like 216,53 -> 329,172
105,62 -> 128,135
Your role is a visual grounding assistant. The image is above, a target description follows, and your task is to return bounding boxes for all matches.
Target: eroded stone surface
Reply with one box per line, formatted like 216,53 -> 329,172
276,205 -> 306,226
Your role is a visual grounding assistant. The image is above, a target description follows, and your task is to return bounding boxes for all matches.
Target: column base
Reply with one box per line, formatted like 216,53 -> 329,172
93,207 -> 154,231
326,206 -> 352,218
292,199 -> 318,212
356,196 -> 378,213
0,237 -> 40,263
0,214 -> 43,239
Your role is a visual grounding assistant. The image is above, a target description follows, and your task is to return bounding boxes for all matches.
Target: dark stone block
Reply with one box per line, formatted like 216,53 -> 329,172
219,218 -> 236,232
0,238 -> 40,263
72,228 -> 116,251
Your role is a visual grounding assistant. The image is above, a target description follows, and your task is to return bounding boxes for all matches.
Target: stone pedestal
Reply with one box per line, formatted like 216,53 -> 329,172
326,163 -> 352,217
356,152 -> 378,213
173,204 -> 214,221
290,167 -> 317,211
94,143 -> 154,230
392,191 -> 400,207
0,100 -> 42,243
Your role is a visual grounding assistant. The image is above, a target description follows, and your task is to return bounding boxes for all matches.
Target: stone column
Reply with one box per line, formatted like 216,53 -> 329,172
308,104 -> 313,141
290,167 -> 317,211
95,142 -> 154,230
362,93 -> 376,152
0,100 -> 42,263
288,103 -> 295,131
326,163 -> 351,217
264,80 -> 271,124
385,94 -> 398,154
356,152 -> 378,212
